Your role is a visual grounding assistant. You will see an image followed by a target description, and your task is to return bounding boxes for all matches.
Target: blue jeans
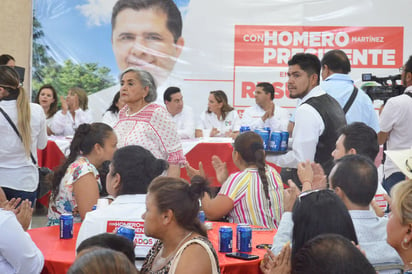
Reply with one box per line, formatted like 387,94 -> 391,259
2,187 -> 37,207
383,172 -> 406,195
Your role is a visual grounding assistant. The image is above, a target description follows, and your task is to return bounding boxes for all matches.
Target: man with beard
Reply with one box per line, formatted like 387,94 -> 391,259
266,53 -> 346,186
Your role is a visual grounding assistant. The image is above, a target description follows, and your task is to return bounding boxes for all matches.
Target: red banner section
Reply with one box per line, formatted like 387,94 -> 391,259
234,26 -> 404,68
106,220 -> 154,248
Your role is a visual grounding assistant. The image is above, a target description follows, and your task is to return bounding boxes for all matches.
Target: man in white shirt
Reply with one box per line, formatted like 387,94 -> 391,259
378,55 -> 412,194
241,82 -> 289,131
163,87 -> 195,139
267,53 -> 346,185
272,155 -> 402,272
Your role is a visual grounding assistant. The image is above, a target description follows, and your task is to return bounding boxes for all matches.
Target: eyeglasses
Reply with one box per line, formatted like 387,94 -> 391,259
298,188 -> 334,202
406,157 -> 412,173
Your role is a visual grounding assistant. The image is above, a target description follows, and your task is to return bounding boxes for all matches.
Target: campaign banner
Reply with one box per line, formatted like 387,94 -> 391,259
106,220 -> 154,248
233,26 -> 403,109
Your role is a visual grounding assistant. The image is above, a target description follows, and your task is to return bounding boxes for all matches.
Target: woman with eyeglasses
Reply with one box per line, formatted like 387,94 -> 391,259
195,90 -> 241,139
190,131 -> 284,228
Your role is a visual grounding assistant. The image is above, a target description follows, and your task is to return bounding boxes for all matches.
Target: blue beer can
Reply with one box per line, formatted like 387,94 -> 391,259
117,226 -> 135,242
239,126 -> 250,133
236,224 -> 247,250
60,213 -> 73,239
263,127 -> 271,137
254,129 -> 269,150
280,131 -> 289,151
198,210 -> 206,223
219,226 -> 233,252
238,225 -> 252,252
269,131 -> 282,151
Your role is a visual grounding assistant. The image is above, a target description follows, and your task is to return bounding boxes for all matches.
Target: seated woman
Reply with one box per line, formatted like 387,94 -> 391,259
190,131 -> 284,228
76,145 -> 168,259
47,123 -> 117,226
195,90 -> 241,138
386,179 -> 412,273
50,87 -> 93,136
101,91 -> 125,128
34,84 -> 59,135
140,176 -> 220,274
114,68 -> 185,177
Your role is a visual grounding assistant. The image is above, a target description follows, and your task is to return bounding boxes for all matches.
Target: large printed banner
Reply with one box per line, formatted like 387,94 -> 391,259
234,26 -> 403,110
33,0 -> 409,120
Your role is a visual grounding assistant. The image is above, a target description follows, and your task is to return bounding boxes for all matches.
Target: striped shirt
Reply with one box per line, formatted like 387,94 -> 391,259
218,166 -> 284,228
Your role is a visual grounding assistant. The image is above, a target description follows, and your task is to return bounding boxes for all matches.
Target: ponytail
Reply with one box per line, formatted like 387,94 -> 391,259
16,87 -> 32,157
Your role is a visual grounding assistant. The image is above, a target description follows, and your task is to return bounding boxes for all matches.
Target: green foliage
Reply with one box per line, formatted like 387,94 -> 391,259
32,15 -> 115,99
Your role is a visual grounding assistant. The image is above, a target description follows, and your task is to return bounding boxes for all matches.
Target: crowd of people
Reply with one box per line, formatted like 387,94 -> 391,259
1,4 -> 412,271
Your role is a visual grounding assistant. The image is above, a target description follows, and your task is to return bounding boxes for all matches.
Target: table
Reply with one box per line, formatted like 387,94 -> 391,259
28,221 -> 276,274
37,140 -> 66,170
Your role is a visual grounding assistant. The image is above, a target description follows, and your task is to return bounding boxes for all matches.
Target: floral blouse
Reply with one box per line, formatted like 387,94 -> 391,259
47,156 -> 101,226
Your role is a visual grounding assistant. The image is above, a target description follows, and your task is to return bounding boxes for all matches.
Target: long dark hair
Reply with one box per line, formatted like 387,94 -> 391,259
35,84 -> 59,118
207,90 -> 234,120
148,176 -> 210,237
106,91 -> 121,114
292,189 -> 358,258
51,123 -> 114,201
234,131 -> 271,206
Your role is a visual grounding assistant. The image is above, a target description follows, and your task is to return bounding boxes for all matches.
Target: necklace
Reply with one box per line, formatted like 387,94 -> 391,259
152,232 -> 193,270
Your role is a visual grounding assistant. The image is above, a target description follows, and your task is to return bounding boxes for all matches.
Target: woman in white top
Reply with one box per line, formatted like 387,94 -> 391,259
50,87 -> 93,136
101,91 -> 125,128
0,65 -> 47,204
195,90 -> 241,139
34,84 -> 59,135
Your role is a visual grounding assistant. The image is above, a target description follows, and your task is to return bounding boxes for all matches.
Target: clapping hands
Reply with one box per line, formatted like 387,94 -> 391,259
260,243 -> 291,274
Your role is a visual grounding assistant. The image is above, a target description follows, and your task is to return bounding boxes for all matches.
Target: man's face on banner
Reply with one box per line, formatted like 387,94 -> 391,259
112,8 -> 184,86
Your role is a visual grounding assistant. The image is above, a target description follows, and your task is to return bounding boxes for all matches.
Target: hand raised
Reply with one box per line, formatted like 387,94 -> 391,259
211,155 -> 228,184
16,199 -> 33,231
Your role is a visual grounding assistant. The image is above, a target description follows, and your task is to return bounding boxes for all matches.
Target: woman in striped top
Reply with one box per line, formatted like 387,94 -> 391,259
197,131 -> 284,228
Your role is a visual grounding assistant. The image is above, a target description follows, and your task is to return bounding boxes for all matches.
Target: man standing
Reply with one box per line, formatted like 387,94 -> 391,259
321,50 -> 380,132
163,86 -> 195,139
267,53 -> 346,181
241,82 -> 289,131
378,55 -> 412,193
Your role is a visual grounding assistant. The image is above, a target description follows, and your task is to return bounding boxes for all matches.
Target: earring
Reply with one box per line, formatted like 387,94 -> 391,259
402,238 -> 411,250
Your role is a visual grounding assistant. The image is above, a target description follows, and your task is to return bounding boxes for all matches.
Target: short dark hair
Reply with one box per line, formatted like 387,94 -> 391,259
340,122 -> 379,161
76,233 -> 135,264
112,0 -> 183,42
321,50 -> 351,74
330,154 -> 378,207
288,53 -> 321,84
292,189 -> 358,258
163,86 -> 181,102
111,145 -> 168,195
292,234 -> 376,274
405,55 -> 412,74
0,54 -> 15,65
256,82 -> 275,100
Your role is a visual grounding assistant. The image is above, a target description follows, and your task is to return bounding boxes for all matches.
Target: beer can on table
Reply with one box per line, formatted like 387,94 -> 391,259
240,126 -> 250,133
269,131 -> 281,151
280,131 -> 289,151
237,225 -> 252,252
254,129 -> 269,150
263,127 -> 271,137
236,224 -> 247,250
117,226 -> 135,242
219,226 -> 233,252
198,210 -> 206,223
60,213 -> 73,239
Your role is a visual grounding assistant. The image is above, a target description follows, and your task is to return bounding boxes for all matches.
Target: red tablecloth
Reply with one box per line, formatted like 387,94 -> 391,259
28,222 -> 276,274
37,140 -> 66,170
181,142 -> 281,187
